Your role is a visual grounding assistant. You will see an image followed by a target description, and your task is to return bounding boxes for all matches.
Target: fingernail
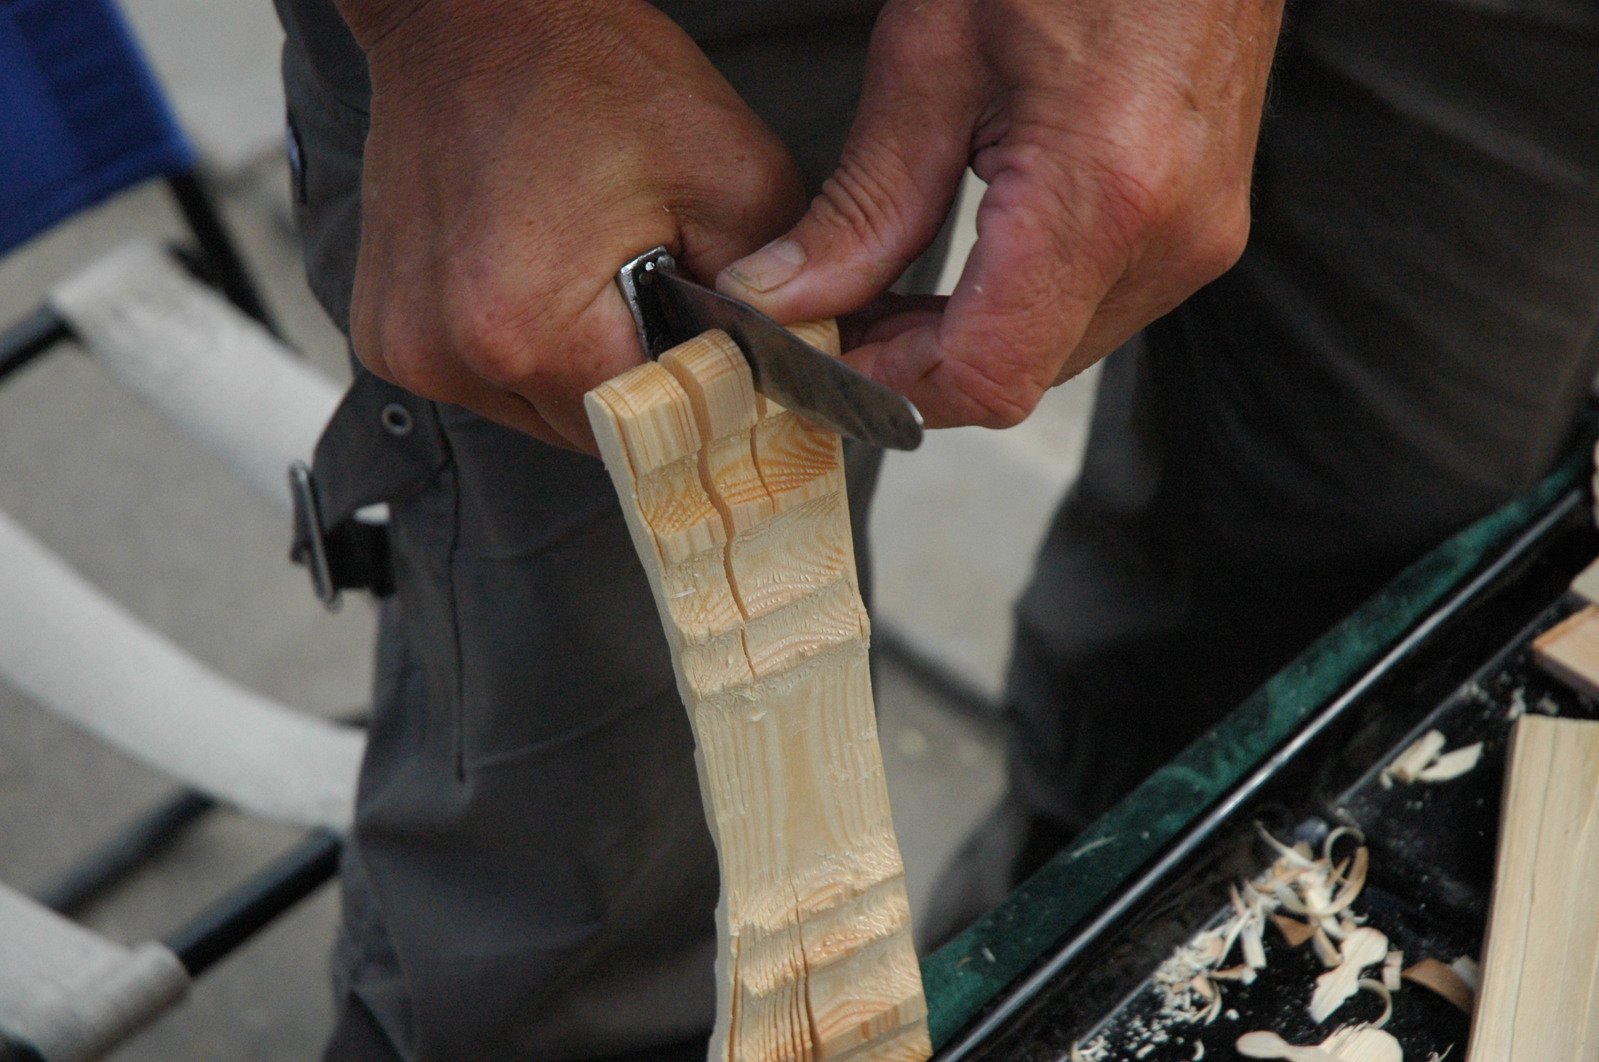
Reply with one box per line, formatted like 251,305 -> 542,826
722,239 -> 806,293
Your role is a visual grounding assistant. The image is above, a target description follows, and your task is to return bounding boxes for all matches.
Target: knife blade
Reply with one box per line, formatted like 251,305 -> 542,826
615,247 -> 923,451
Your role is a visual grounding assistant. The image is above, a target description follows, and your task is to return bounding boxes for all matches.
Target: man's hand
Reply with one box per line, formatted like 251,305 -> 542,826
338,0 -> 807,451
718,0 -> 1284,429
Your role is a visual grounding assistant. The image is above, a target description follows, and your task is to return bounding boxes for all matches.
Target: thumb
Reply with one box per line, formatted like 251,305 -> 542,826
716,12 -> 979,320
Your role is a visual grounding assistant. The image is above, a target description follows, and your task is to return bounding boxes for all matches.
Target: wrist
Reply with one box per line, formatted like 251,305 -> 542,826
340,0 -> 677,110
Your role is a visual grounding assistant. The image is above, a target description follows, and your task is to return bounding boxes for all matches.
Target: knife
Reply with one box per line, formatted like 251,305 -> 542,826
615,247 -> 923,451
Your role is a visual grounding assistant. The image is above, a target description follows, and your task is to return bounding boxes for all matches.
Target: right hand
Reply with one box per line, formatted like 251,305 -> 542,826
336,0 -> 808,452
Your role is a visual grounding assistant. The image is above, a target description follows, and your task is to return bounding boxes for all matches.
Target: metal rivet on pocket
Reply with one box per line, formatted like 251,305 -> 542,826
380,403 -> 414,437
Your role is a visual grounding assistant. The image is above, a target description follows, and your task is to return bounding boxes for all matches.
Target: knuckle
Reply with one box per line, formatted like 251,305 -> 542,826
691,129 -> 803,222
1187,199 -> 1251,281
446,293 -> 545,391
383,342 -> 453,402
1092,156 -> 1175,249
812,145 -> 911,254
946,353 -> 1044,429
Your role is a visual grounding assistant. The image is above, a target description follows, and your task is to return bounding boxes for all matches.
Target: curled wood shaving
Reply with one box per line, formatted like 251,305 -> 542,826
1414,742 -> 1482,782
1154,825 -> 1378,1029
1319,848 -> 1370,918
1213,964 -> 1260,984
1383,729 -> 1447,786
1402,957 -> 1475,1014
1238,1024 -> 1401,1061
1274,913 -> 1317,947
1322,826 -> 1367,863
1382,730 -> 1483,786
1310,927 -> 1389,1022
1243,915 -> 1269,969
1320,1024 -> 1403,1062
1236,1031 -> 1340,1060
1382,950 -> 1403,993
1356,978 -> 1394,1028
1313,927 -> 1342,968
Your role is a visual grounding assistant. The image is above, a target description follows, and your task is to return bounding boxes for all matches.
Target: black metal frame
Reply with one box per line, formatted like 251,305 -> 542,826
0,170 -> 277,384
165,829 -> 342,977
3,167 -> 343,985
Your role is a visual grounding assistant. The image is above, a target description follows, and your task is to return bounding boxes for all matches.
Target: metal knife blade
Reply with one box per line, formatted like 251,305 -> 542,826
616,247 -> 924,451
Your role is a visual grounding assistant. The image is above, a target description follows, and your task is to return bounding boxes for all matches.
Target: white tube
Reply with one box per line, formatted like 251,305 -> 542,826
49,241 -> 343,513
0,884 -> 188,1062
0,509 -> 362,831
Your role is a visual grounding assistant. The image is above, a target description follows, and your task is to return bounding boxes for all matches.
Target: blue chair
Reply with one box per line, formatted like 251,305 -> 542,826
0,0 -> 274,378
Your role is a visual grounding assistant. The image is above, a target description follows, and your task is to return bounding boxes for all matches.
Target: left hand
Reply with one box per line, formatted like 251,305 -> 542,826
717,0 -> 1284,429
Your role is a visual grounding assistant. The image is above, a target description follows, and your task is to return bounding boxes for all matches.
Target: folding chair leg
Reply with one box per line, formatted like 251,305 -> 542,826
35,790 -> 218,917
164,172 -> 277,335
165,828 -> 341,977
0,306 -> 70,383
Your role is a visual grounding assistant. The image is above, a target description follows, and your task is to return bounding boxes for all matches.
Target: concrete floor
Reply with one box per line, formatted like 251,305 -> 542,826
0,3 -> 1098,1056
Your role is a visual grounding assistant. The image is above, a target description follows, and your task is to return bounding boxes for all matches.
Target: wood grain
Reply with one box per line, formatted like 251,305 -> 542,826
1467,715 -> 1599,1060
586,325 -> 930,1062
1532,605 -> 1599,699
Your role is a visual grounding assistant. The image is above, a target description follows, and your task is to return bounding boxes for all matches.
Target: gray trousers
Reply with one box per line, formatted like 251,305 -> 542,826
922,0 -> 1599,947
1005,0 -> 1599,838
276,0 -> 1599,1056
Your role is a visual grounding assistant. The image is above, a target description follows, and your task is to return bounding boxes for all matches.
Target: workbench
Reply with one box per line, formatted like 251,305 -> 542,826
923,430 -> 1598,1060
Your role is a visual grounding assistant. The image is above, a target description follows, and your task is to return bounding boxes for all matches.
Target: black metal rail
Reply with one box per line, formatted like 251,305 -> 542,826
165,828 -> 342,977
36,790 -> 218,917
936,485 -> 1588,1059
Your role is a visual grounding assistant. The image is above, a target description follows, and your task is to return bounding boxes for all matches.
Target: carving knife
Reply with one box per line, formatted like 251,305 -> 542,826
615,246 -> 924,451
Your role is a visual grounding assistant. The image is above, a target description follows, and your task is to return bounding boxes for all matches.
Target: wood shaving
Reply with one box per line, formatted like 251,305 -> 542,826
1414,743 -> 1482,783
1070,1036 -> 1109,1061
1274,912 -> 1318,947
1310,927 -> 1389,1022
1238,1024 -> 1401,1061
1382,730 -> 1481,786
1312,927 -> 1342,968
1153,825 -> 1374,1027
1320,1023 -> 1403,1062
1356,978 -> 1394,1027
1382,950 -> 1403,993
1402,957 -> 1475,1014
1382,730 -> 1447,786
1449,956 -> 1479,992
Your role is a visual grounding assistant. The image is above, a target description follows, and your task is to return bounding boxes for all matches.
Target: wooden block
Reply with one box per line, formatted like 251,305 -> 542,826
1532,605 -> 1599,698
1467,716 -> 1599,1060
1572,555 -> 1599,606
586,325 -> 930,1062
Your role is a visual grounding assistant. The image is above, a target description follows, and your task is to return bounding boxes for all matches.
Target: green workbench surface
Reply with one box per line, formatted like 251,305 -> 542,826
921,445 -> 1590,1049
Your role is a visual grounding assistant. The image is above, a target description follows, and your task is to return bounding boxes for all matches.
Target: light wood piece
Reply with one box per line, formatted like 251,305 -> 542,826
1572,555 -> 1599,606
586,325 -> 930,1062
1467,715 -> 1599,1060
1531,605 -> 1599,698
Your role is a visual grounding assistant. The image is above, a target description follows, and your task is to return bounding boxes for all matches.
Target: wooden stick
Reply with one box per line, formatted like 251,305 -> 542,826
1467,715 -> 1599,1060
586,325 -> 930,1062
